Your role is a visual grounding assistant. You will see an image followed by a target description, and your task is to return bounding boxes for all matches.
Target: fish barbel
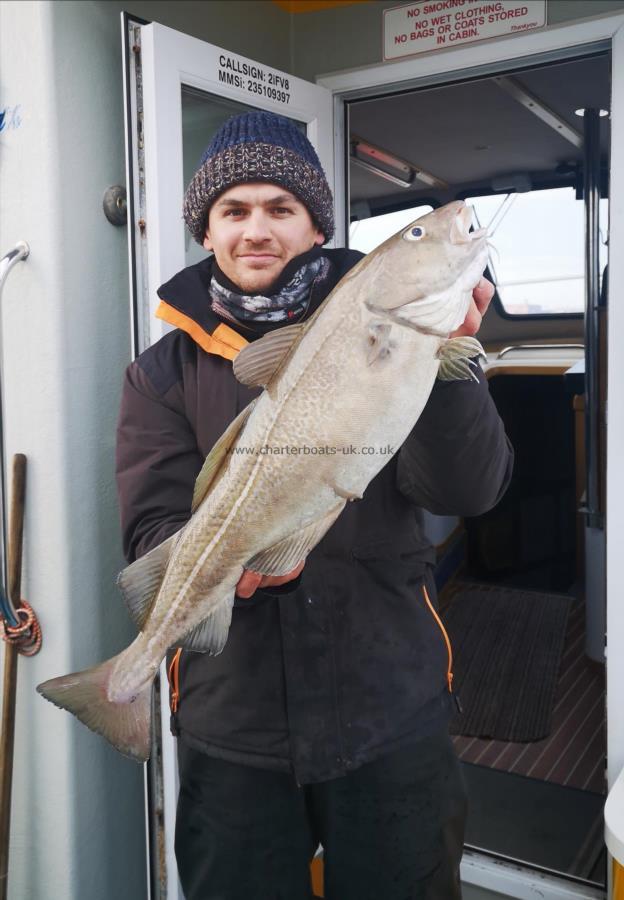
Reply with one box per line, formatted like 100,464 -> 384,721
37,200 -> 489,761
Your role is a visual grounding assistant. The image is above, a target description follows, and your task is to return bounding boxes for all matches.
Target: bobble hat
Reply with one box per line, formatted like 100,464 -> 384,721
183,111 -> 334,245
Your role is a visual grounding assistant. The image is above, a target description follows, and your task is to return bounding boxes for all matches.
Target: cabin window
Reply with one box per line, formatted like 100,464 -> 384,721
466,187 -> 608,317
349,204 -> 434,254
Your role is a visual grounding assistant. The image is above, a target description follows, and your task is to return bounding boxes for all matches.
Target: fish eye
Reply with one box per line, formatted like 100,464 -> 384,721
403,225 -> 425,241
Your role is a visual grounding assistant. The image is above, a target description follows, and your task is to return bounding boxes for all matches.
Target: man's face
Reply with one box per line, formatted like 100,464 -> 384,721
203,182 -> 325,293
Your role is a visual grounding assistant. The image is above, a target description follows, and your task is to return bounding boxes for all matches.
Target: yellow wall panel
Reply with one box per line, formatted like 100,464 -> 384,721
615,859 -> 624,899
273,0 -> 370,13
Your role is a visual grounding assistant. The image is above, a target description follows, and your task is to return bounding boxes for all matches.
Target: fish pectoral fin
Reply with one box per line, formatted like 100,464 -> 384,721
176,591 -> 235,655
232,323 -> 305,388
117,531 -> 179,630
246,502 -> 346,577
192,399 -> 258,513
436,336 -> 486,383
366,322 -> 394,365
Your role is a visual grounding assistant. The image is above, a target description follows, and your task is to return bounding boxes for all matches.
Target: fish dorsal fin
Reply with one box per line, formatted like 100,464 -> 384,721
177,591 -> 235,655
245,502 -> 346,577
436,336 -> 486,383
192,399 -> 257,513
232,323 -> 305,388
117,531 -> 179,630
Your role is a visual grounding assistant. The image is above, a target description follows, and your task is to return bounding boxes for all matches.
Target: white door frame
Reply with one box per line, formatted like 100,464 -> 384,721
130,22 -> 335,900
319,12 -> 624,899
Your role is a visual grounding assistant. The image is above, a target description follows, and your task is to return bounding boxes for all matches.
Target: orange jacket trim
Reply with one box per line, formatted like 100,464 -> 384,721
156,300 -> 249,361
168,648 -> 182,714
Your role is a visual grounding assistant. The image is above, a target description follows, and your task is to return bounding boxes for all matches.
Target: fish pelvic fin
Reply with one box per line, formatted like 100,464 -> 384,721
117,531 -> 179,630
37,652 -> 152,763
436,336 -> 486,383
246,502 -> 346,577
177,590 -> 235,654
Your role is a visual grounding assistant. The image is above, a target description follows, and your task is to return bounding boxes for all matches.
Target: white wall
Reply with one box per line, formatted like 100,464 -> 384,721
0,1 -> 146,897
290,0 -> 624,82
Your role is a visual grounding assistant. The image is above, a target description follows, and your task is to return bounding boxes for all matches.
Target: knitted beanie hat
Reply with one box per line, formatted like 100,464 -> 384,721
183,111 -> 335,245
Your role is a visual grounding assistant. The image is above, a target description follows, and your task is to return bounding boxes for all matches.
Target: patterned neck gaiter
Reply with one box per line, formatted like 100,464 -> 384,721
209,250 -> 330,327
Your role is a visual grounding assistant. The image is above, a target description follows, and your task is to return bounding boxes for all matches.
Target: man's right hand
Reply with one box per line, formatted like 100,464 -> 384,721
235,560 -> 305,599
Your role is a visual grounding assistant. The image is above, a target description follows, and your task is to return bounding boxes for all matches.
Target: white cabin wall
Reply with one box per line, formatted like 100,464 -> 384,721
290,0 -> 624,82
0,1 -> 290,899
0,2 -> 146,897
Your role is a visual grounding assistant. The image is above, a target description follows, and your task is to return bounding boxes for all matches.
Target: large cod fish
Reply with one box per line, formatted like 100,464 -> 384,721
38,200 -> 489,762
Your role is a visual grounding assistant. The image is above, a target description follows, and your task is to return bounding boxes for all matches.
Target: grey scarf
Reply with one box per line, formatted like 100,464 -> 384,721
209,255 -> 329,326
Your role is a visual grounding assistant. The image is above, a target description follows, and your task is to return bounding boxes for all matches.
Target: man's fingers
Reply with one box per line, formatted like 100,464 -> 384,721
449,278 -> 494,338
235,569 -> 263,599
262,560 -> 306,587
236,560 -> 305,599
450,298 -> 482,338
472,276 -> 494,314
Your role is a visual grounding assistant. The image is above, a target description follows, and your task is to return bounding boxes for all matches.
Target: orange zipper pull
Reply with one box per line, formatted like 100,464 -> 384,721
422,584 -> 463,715
167,648 -> 182,714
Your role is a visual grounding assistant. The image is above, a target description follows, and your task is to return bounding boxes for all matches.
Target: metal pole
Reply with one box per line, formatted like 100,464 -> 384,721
0,455 -> 27,900
583,108 -> 603,530
0,244 -> 29,626
0,243 -> 35,896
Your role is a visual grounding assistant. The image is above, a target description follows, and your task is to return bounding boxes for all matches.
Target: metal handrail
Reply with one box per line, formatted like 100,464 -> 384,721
0,244 -> 29,292
497,343 -> 584,359
0,243 -> 30,625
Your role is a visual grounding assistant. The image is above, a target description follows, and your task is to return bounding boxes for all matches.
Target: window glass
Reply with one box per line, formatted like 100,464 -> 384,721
349,205 -> 434,254
466,188 -> 608,316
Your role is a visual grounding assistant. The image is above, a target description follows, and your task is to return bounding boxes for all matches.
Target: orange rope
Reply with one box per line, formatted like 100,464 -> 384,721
1,599 -> 42,656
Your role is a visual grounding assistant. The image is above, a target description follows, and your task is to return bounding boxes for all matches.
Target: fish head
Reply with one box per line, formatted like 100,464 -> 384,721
364,200 -> 489,335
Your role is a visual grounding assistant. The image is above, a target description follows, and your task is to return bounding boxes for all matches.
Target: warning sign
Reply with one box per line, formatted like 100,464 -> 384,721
383,0 -> 546,60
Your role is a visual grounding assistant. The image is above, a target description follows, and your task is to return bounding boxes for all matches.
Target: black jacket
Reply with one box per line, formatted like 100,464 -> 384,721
115,248 -> 513,785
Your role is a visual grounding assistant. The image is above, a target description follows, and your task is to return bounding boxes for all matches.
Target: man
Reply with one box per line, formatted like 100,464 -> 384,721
116,111 -> 513,900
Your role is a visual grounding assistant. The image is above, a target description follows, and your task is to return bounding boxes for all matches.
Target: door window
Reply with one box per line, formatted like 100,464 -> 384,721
466,187 -> 608,316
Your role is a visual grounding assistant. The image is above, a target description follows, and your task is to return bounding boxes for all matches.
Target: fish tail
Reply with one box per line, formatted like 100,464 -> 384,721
36,651 -> 152,763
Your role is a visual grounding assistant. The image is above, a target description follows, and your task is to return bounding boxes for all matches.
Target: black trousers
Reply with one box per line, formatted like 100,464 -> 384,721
175,728 -> 467,900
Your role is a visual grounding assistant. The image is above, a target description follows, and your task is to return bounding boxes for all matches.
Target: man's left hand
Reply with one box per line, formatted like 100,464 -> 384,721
236,560 -> 305,599
449,277 -> 495,338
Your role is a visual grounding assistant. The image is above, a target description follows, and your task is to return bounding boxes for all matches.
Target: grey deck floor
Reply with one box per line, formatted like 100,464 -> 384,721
440,582 -> 606,887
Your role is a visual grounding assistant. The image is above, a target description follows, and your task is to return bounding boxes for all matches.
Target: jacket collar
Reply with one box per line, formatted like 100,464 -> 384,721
156,257 -> 245,362
156,248 -> 364,361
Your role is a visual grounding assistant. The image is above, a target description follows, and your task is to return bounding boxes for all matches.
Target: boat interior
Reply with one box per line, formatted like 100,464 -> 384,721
345,50 -> 610,892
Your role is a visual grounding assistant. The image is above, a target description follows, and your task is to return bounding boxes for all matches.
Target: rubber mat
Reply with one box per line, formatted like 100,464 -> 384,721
441,585 -> 571,741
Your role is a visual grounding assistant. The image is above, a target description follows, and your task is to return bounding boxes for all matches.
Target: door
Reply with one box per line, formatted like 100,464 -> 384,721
122,16 -> 338,898
320,15 -> 624,900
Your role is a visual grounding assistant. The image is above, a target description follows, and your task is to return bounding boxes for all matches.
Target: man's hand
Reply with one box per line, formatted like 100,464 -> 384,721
450,277 -> 495,338
235,560 -> 305,599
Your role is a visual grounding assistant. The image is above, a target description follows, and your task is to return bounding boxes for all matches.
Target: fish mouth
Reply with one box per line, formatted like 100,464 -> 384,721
450,204 -> 487,245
